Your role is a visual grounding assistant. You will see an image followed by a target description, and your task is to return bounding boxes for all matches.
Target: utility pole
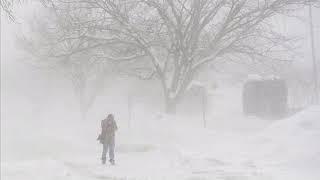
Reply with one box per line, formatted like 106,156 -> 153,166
309,4 -> 319,104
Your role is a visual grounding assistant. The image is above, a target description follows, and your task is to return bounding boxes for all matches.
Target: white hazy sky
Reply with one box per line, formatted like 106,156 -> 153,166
1,3 -> 320,82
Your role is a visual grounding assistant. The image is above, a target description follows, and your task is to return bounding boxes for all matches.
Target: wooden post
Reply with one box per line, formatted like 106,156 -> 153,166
128,94 -> 132,129
202,87 -> 207,128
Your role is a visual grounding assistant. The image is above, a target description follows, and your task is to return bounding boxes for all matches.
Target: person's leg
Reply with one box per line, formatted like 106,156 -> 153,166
101,143 -> 109,164
109,138 -> 115,164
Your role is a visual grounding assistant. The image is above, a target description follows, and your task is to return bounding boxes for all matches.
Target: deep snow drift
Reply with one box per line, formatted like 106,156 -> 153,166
1,106 -> 320,180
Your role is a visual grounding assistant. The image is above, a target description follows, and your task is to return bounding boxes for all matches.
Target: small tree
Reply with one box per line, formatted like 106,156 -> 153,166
18,6 -> 114,119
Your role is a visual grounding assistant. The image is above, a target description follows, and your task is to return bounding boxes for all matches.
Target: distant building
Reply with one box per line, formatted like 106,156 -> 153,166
243,78 -> 288,119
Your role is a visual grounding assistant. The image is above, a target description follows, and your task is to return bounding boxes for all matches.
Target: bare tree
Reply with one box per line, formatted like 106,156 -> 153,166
17,6 -> 114,120
0,0 -> 35,21
38,0 -> 318,113
1,0 -> 19,20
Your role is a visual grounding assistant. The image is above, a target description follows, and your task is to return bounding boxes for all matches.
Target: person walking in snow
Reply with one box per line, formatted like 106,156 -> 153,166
97,114 -> 118,165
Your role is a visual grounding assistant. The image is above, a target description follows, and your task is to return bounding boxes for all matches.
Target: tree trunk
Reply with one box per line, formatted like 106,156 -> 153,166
80,107 -> 87,121
165,97 -> 177,114
79,99 -> 88,121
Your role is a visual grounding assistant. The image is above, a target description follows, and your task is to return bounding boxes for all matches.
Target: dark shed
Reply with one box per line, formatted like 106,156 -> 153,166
243,79 -> 288,119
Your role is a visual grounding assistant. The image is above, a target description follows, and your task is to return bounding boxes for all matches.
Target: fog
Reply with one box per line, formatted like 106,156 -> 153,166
1,1 -> 320,180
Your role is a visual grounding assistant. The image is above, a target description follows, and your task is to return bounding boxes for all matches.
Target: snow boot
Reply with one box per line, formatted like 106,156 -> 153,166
101,157 -> 106,164
109,159 -> 115,165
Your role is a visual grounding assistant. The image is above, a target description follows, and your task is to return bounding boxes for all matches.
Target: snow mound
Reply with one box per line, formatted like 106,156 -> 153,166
262,106 -> 320,137
251,106 -> 320,179
257,106 -> 320,146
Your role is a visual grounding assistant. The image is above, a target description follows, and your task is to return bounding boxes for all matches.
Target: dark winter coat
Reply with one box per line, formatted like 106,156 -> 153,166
97,118 -> 118,144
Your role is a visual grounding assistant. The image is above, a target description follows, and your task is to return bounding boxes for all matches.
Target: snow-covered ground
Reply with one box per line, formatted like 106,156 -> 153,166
1,106 -> 320,180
